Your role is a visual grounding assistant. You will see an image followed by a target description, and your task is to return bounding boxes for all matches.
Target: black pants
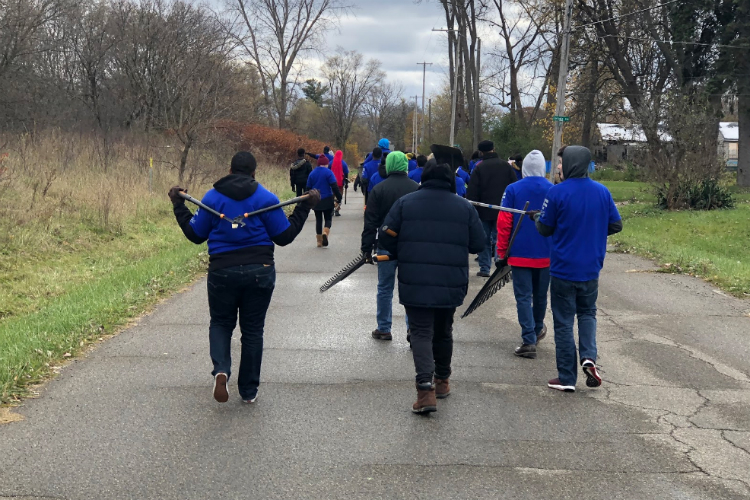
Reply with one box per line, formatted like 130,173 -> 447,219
404,306 -> 456,384
362,180 -> 369,204
207,264 -> 275,400
295,185 -> 305,197
314,209 -> 333,234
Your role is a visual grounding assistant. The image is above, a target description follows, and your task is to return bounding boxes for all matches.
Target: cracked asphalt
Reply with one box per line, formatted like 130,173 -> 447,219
2,190 -> 750,499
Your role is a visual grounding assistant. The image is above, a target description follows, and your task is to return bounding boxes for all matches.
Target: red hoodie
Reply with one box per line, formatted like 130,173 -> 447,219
331,150 -> 344,188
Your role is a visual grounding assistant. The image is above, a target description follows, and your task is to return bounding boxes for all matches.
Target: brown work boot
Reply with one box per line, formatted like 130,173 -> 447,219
435,378 -> 450,399
372,329 -> 392,341
412,383 -> 437,414
316,234 -> 323,247
322,227 -> 330,247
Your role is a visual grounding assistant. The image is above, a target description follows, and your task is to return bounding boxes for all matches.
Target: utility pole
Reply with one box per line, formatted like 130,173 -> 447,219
417,62 -> 432,152
412,95 -> 420,153
550,0 -> 574,182
450,49 -> 460,147
473,38 -> 481,152
428,98 -> 432,145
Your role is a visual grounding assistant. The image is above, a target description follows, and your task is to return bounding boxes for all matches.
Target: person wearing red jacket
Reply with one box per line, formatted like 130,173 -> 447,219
496,150 -> 553,359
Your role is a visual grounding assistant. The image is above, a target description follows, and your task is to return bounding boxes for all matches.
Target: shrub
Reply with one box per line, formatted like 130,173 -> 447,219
217,120 -> 326,165
655,178 -> 735,210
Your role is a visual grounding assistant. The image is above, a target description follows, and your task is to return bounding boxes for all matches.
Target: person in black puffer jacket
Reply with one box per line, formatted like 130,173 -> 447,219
361,151 -> 418,341
290,148 -> 313,196
466,140 -> 517,277
379,162 -> 485,414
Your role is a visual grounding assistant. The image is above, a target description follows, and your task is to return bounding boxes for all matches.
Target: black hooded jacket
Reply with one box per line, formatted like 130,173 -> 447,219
466,152 -> 518,222
361,171 -> 418,253
378,163 -> 486,308
173,173 -> 311,271
290,157 -> 312,187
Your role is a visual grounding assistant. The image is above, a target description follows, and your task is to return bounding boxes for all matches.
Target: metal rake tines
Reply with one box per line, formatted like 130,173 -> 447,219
319,254 -> 366,292
461,266 -> 513,318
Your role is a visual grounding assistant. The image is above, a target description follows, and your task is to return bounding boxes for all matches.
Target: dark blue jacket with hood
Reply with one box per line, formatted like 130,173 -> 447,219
379,163 -> 486,308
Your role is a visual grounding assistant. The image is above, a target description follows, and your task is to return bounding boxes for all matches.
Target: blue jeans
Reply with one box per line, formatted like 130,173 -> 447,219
477,219 -> 497,273
550,277 -> 598,387
512,266 -> 550,345
207,264 -> 275,400
376,249 -> 397,332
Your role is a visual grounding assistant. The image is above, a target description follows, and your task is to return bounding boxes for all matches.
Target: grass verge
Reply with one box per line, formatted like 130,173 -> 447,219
611,201 -> 750,297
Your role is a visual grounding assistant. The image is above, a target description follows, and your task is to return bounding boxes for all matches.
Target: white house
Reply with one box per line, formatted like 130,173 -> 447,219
719,122 -> 739,169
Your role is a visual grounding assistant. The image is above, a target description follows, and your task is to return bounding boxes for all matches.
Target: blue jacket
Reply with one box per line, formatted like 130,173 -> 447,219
497,176 -> 553,266
329,160 -> 349,179
364,148 -> 390,164
408,159 -> 417,172
362,158 -> 380,181
379,166 -> 485,308
455,176 -> 466,197
456,166 -> 470,184
368,171 -> 385,192
537,146 -> 622,281
173,174 -> 311,271
408,167 -> 423,184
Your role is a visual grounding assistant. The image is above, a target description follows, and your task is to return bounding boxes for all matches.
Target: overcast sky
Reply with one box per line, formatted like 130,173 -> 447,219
312,0 -> 453,104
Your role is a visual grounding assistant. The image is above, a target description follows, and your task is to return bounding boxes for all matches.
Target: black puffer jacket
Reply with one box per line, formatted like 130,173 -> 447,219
361,171 -> 418,253
466,152 -> 517,222
289,158 -> 312,187
379,163 -> 486,308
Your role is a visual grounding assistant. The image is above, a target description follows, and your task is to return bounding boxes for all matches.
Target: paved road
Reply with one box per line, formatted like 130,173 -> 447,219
2,189 -> 750,499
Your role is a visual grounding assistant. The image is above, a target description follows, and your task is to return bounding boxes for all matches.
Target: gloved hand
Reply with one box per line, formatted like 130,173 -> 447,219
531,211 -> 542,222
363,252 -> 374,265
495,258 -> 508,269
301,189 -> 320,209
168,186 -> 186,205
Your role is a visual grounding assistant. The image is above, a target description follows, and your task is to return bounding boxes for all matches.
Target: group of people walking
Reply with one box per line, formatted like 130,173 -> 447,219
167,135 -> 622,415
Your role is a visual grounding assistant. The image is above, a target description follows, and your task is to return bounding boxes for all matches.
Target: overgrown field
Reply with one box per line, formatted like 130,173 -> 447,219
601,179 -> 750,298
0,131 -> 292,404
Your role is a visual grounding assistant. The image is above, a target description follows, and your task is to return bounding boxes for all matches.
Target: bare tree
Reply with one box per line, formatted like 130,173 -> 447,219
322,49 -> 384,149
229,0 -> 346,128
363,81 -> 404,142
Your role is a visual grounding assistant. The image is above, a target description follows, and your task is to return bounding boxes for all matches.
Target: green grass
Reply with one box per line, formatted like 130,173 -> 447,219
601,181 -> 656,203
611,201 -> 750,297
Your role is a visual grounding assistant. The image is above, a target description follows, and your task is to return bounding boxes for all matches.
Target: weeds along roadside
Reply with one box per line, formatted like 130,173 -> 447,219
0,130 -> 293,404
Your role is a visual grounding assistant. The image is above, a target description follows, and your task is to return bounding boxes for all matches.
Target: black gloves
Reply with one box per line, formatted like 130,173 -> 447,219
495,258 -> 508,269
363,252 -> 374,265
168,186 -> 186,206
301,189 -> 321,209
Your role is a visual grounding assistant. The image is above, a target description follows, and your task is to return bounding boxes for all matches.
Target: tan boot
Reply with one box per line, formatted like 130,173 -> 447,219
435,378 -> 450,399
412,383 -> 437,414
322,227 -> 330,247
316,234 -> 323,247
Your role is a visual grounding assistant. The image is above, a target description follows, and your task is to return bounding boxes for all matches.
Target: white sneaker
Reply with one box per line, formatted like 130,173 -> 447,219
243,392 -> 259,404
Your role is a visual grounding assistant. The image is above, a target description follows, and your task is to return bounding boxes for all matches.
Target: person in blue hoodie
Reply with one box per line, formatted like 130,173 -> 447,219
368,153 -> 389,193
406,153 -> 418,172
364,138 -> 391,163
307,146 -> 333,164
468,151 -> 481,174
534,145 -> 622,393
496,150 -> 553,360
361,147 -> 383,204
168,152 -> 320,404
408,155 -> 428,184
455,172 -> 467,197
307,155 -> 343,247
456,164 -> 470,184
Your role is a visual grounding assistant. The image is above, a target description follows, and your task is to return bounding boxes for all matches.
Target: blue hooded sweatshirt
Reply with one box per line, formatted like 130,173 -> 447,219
408,167 -> 423,184
456,166 -> 470,184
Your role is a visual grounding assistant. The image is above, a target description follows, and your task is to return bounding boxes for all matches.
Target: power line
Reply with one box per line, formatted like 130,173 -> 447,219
574,0 -> 681,31
599,34 -> 750,49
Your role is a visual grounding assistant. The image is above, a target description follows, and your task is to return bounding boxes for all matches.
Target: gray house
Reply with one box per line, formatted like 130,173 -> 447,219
719,122 -> 739,170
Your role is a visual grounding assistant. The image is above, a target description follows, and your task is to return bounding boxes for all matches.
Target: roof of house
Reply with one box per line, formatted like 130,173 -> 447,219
597,123 -> 672,143
719,122 -> 739,142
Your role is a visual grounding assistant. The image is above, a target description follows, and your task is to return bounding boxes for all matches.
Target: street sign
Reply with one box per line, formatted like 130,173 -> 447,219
553,116 -> 570,122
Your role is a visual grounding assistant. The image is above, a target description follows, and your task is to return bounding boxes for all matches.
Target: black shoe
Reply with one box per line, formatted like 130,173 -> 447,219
477,270 -> 490,278
514,344 -> 537,359
372,329 -> 392,341
407,329 -> 411,349
474,256 -> 479,261
536,325 -> 547,344
334,211 -> 341,217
